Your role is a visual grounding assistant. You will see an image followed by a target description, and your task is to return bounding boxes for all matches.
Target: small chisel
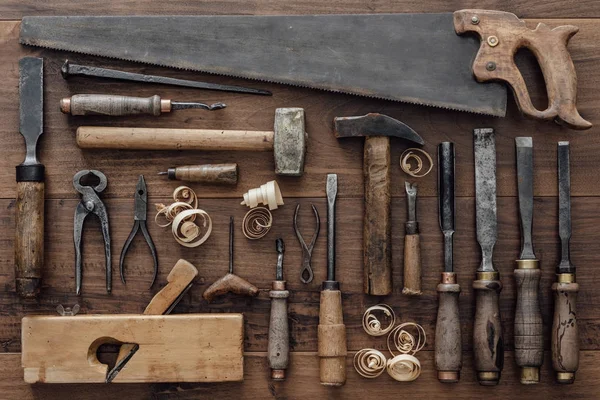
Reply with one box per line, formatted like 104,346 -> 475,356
403,181 -> 422,295
60,94 -> 225,116
552,141 -> 579,384
268,238 -> 289,380
158,163 -> 238,185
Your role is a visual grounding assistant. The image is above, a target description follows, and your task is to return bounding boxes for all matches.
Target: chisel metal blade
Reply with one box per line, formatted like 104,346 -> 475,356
438,142 -> 455,273
557,142 -> 574,274
19,57 -> 44,166
516,137 -> 536,260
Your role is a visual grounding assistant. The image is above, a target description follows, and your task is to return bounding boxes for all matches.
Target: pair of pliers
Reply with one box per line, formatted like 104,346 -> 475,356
293,203 -> 320,283
119,175 -> 158,287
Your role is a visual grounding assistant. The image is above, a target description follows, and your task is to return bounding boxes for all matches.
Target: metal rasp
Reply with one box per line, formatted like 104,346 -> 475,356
15,57 -> 45,299
435,142 -> 462,383
514,137 -> 543,384
17,11 -> 591,127
473,128 -> 504,386
552,141 -> 579,384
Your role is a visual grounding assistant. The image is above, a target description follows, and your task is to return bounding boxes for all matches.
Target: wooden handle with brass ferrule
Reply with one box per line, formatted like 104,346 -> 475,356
514,259 -> 543,384
61,94 -> 170,116
318,286 -> 346,386
403,222 -> 422,296
268,280 -> 289,380
435,272 -> 462,383
162,164 -> 238,185
552,273 -> 579,384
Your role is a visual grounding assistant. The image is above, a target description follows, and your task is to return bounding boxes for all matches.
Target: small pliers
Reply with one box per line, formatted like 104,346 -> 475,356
293,203 -> 320,283
73,170 -> 111,295
119,175 -> 158,288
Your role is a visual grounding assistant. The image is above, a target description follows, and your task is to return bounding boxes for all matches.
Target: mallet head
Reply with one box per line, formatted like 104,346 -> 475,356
334,113 -> 424,145
273,108 -> 307,176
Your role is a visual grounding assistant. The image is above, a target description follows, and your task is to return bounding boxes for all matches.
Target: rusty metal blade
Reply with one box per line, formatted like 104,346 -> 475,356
20,14 -> 507,116
19,57 -> 44,166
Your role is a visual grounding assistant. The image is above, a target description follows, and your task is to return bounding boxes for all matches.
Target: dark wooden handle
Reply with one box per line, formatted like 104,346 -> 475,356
454,9 -> 591,130
473,272 -> 504,385
173,164 -> 238,184
62,94 -> 164,116
552,278 -> 579,384
363,136 -> 392,296
268,285 -> 289,380
514,263 -> 544,384
15,181 -> 44,298
318,289 -> 346,386
403,233 -> 422,295
435,273 -> 462,383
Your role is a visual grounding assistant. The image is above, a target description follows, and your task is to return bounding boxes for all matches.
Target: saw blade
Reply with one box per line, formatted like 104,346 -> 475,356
20,14 -> 507,116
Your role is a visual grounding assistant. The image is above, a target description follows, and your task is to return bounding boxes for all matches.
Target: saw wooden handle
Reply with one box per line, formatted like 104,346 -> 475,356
473,272 -> 504,385
15,181 -> 44,298
268,283 -> 289,380
514,263 -> 543,384
403,233 -> 422,295
165,164 -> 238,184
363,136 -> 392,295
435,273 -> 462,383
552,277 -> 579,384
62,94 -> 166,116
318,289 -> 346,386
76,126 -> 274,151
454,9 -> 591,130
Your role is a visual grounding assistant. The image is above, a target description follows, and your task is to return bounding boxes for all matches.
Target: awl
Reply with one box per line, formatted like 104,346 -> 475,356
268,238 -> 289,380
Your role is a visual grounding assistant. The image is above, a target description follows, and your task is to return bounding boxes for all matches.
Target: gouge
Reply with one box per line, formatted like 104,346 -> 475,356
60,94 -> 225,116
552,141 -> 579,384
318,174 -> 346,386
15,57 -> 45,298
514,137 -> 543,384
268,238 -> 289,380
435,142 -> 462,383
403,181 -> 422,295
158,163 -> 238,185
473,128 -> 503,385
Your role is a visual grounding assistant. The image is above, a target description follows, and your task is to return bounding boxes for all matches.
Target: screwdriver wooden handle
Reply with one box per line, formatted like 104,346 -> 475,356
76,126 -> 274,151
61,94 -> 167,116
403,232 -> 422,295
163,164 -> 238,185
473,271 -> 504,385
318,287 -> 346,386
435,272 -> 462,383
15,181 -> 44,298
514,261 -> 543,384
268,281 -> 289,380
552,275 -> 579,384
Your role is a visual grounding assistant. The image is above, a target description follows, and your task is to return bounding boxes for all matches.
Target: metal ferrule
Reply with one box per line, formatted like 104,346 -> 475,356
322,280 -> 340,291
516,259 -> 539,270
441,272 -> 457,284
520,367 -> 540,384
271,280 -> 286,291
476,271 -> 499,281
160,99 -> 172,113
405,220 -> 419,235
557,273 -> 575,284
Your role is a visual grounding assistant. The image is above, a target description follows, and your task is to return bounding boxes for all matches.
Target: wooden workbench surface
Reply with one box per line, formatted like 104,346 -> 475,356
1,1 -> 600,399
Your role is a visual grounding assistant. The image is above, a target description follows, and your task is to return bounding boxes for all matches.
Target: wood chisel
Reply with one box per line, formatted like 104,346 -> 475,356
403,181 -> 422,295
435,142 -> 462,383
514,137 -> 543,384
473,128 -> 504,385
318,174 -> 347,386
552,141 -> 579,384
268,238 -> 289,380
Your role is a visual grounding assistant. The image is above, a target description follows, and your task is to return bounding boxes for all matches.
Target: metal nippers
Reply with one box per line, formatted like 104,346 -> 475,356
119,175 -> 158,288
293,203 -> 320,284
73,170 -> 111,295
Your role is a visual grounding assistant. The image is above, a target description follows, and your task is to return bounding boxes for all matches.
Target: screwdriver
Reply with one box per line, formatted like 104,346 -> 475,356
60,94 -> 225,116
268,238 -> 289,380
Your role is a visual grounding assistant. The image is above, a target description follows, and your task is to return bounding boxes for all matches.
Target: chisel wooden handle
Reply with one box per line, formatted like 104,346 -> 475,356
15,180 -> 44,298
514,261 -> 543,384
268,281 -> 289,380
363,136 -> 392,295
435,272 -> 462,383
61,94 -> 166,116
77,126 -> 274,151
403,232 -> 422,295
552,275 -> 579,384
162,164 -> 238,185
473,271 -> 504,385
318,287 -> 346,386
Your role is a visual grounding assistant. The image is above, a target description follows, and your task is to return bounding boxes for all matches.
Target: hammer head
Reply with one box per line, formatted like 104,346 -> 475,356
273,108 -> 307,176
334,113 -> 424,145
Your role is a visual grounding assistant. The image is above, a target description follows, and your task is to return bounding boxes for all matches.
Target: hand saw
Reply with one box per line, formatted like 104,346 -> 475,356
20,10 -> 590,129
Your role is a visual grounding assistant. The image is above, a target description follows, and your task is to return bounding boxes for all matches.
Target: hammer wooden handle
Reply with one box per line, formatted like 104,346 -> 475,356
164,164 -> 238,185
514,262 -> 543,384
318,288 -> 346,386
268,282 -> 289,380
473,272 -> 504,385
403,233 -> 422,295
15,181 -> 44,298
435,272 -> 462,383
552,276 -> 579,383
76,126 -> 274,151
61,95 -> 166,116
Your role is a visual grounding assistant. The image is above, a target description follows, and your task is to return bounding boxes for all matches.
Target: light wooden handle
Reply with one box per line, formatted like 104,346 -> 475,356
318,289 -> 346,386
454,9 -> 591,130
76,126 -> 275,151
403,233 -> 422,295
552,277 -> 579,384
435,272 -> 462,383
514,263 -> 543,384
169,164 -> 238,184
202,273 -> 259,303
62,95 -> 165,116
473,272 -> 504,385
15,181 -> 44,298
268,285 -> 289,380
363,136 -> 392,295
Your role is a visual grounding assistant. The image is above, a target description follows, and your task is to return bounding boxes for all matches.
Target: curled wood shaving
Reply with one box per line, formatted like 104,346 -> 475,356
400,148 -> 433,178
242,207 -> 272,240
362,304 -> 396,337
387,322 -> 426,356
155,201 -> 195,227
172,209 -> 212,248
386,354 -> 422,382
353,349 -> 387,378
173,185 -> 198,208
